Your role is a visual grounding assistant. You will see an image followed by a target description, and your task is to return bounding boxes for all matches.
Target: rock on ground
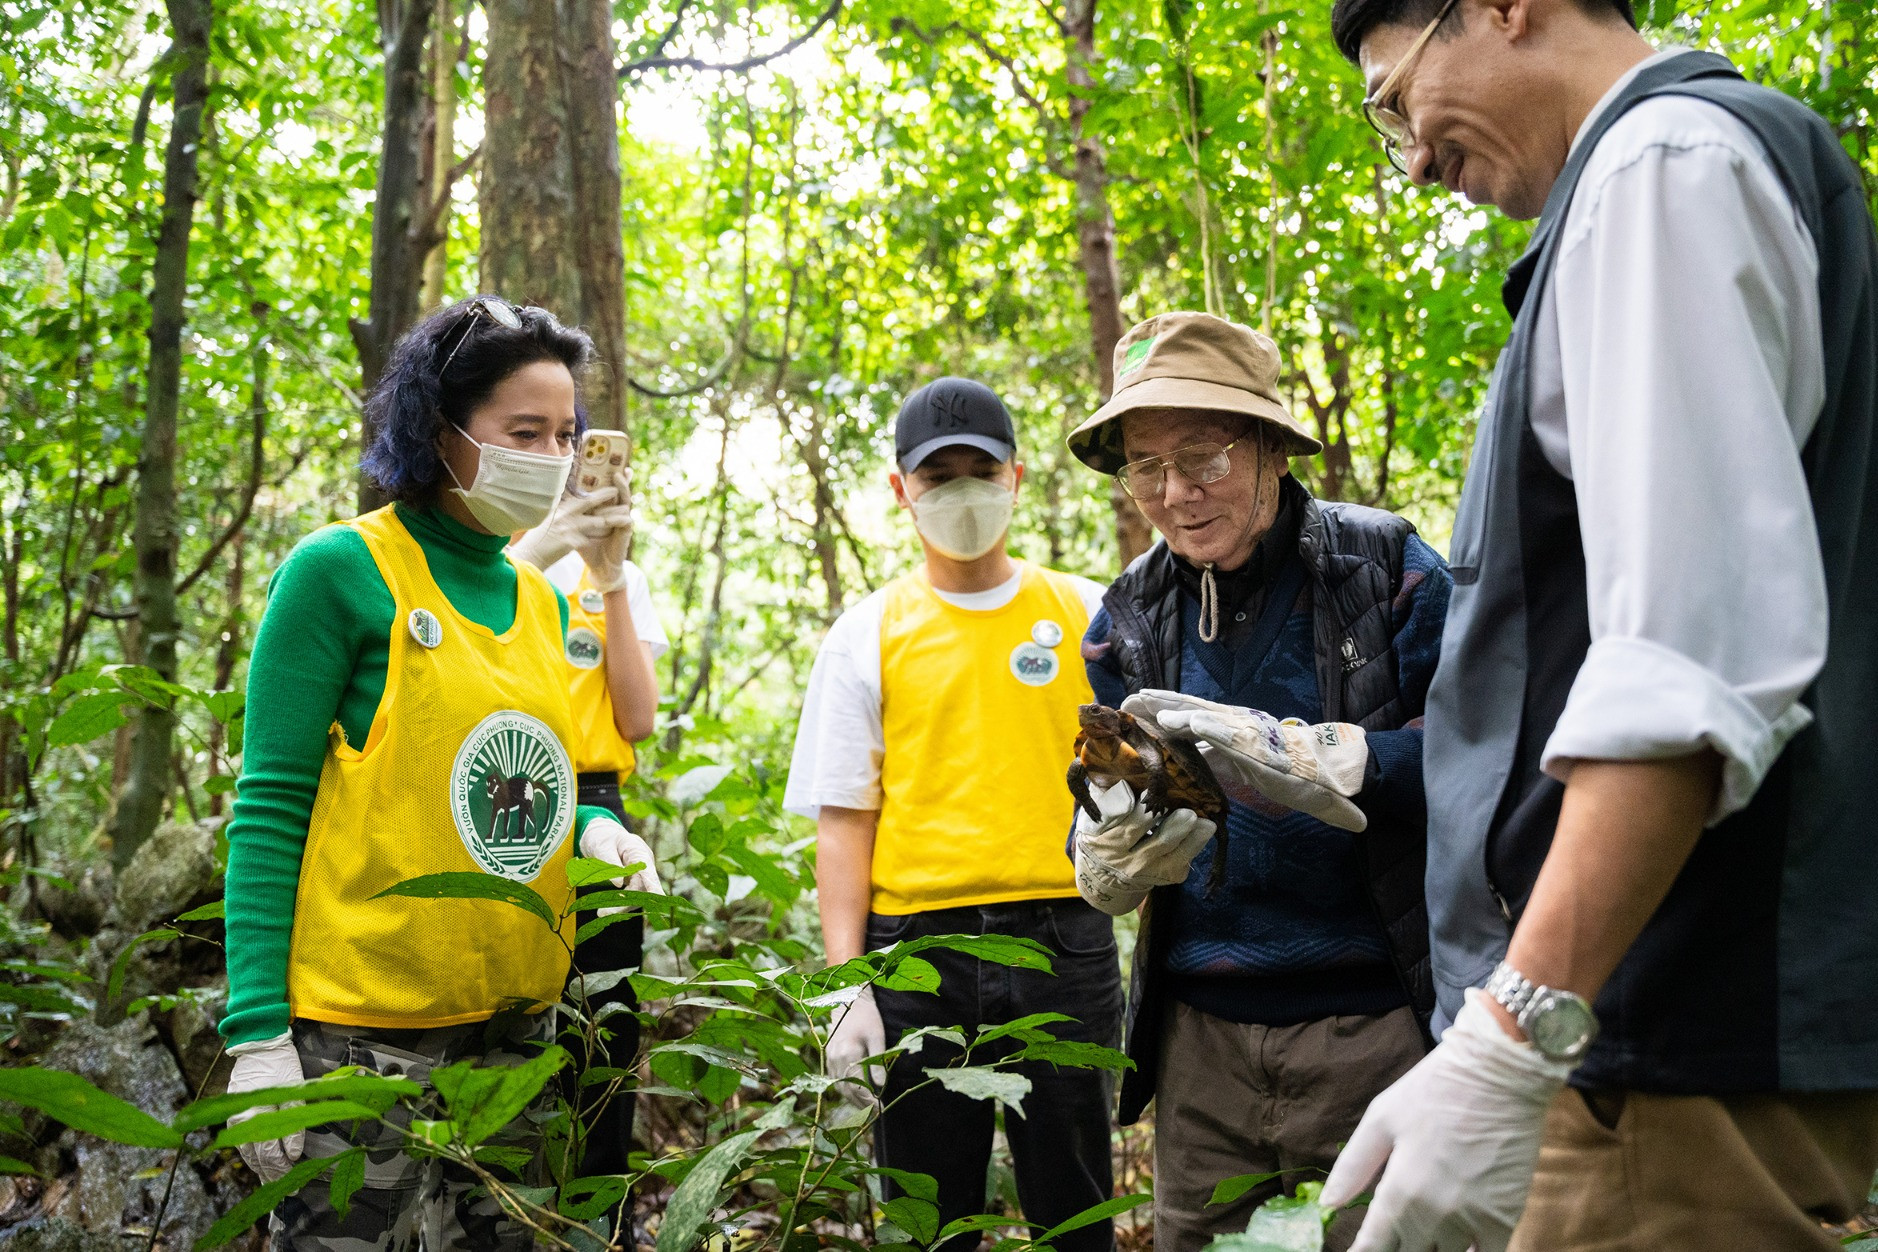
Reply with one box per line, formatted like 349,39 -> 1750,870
35,1018 -> 221,1252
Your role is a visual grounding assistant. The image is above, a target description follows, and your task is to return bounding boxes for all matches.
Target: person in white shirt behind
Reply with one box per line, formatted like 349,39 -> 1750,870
786,378 -> 1131,1252
511,467 -> 669,1178
1322,0 -> 1878,1249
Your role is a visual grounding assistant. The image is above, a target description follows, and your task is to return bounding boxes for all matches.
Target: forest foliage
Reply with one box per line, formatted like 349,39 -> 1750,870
0,0 -> 1874,1246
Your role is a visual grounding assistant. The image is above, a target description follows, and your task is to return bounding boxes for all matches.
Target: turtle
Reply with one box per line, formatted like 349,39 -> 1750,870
1066,703 -> 1231,892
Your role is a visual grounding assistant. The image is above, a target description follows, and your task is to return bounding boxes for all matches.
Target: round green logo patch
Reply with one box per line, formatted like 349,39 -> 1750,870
449,711 -> 574,881
565,626 -> 603,670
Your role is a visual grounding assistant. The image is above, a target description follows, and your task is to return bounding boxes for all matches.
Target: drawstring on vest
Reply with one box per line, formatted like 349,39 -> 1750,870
1198,563 -> 1220,643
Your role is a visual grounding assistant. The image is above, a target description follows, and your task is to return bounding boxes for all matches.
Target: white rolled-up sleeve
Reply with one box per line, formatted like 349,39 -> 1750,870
783,595 -> 887,819
1541,102 -> 1828,823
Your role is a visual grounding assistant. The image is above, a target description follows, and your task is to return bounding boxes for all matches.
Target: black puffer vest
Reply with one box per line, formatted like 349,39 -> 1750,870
1102,478 -> 1435,1124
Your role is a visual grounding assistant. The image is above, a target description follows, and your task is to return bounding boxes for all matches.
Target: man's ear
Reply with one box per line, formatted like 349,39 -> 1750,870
1010,462 -> 1026,493
1483,0 -> 1530,42
889,469 -> 912,511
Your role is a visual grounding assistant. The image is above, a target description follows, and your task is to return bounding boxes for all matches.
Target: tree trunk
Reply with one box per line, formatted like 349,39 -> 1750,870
106,0 -> 212,874
352,0 -> 438,512
480,0 -> 629,442
418,1 -> 459,312
1064,0 -> 1152,568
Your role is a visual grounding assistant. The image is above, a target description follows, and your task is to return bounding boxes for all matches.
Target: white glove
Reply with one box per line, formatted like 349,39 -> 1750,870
579,818 -> 663,913
510,486 -> 629,579
1124,689 -> 1370,833
1073,780 -> 1217,916
826,985 -> 887,1102
576,488 -> 633,594
225,1031 -> 306,1183
1321,989 -> 1571,1252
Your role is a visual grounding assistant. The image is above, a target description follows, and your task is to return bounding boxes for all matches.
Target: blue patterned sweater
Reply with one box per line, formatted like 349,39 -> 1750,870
1085,532 -> 1451,1025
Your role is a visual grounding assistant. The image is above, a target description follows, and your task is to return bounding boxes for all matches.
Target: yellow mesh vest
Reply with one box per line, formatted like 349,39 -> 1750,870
871,562 -> 1094,914
562,569 -> 638,778
288,507 -> 578,1029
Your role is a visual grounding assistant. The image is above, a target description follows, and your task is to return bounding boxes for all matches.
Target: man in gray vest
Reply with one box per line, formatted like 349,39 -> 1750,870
1318,1 -> 1878,1249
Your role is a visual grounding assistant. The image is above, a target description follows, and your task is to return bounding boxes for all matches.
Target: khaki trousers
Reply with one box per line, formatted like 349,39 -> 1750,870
1152,1000 -> 1426,1252
1511,1087 -> 1878,1252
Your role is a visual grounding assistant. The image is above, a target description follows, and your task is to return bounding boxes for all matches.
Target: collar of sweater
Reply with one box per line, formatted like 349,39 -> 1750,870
395,501 -> 513,561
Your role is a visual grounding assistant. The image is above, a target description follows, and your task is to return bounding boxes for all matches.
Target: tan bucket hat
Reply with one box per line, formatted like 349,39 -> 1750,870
1067,311 -> 1322,473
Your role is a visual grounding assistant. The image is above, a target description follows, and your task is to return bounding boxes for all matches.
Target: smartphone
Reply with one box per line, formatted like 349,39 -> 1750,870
577,429 -> 630,495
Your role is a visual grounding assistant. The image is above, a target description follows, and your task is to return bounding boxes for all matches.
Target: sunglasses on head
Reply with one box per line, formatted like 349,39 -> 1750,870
436,297 -> 524,376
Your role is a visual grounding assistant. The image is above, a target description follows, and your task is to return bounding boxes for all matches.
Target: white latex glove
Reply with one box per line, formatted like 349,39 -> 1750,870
826,985 -> 887,1103
225,1031 -> 306,1183
1123,689 -> 1370,833
579,818 -> 663,912
510,486 -> 622,573
1321,989 -> 1571,1252
1073,779 -> 1217,916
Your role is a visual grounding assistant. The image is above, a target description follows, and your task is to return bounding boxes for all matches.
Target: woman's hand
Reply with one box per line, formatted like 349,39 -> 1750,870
576,470 -> 633,592
225,1032 -> 307,1182
579,817 -> 662,898
511,487 -> 621,571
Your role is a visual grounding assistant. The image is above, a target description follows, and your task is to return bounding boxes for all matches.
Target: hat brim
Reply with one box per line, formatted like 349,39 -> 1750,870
900,433 -> 1015,470
1067,376 -> 1322,473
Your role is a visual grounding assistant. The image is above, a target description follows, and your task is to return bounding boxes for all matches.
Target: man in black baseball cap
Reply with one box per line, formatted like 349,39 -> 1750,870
787,377 -> 1126,1250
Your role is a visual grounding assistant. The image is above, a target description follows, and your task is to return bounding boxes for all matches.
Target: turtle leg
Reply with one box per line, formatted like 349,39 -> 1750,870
1136,738 -> 1170,815
1067,762 -> 1103,824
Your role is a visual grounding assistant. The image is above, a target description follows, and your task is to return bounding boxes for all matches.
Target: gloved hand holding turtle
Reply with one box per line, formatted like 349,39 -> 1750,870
1121,689 -> 1370,832
1073,778 -> 1218,916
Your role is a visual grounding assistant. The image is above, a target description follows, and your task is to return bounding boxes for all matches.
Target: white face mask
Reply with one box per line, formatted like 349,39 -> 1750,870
909,474 -> 1015,561
445,431 -> 572,535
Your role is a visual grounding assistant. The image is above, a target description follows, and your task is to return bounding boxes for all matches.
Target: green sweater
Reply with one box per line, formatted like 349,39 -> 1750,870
219,503 -> 603,1046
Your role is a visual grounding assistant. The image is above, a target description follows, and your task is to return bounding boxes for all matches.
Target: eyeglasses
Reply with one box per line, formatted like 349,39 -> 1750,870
1362,0 -> 1461,174
437,297 -> 523,376
1117,438 -> 1245,501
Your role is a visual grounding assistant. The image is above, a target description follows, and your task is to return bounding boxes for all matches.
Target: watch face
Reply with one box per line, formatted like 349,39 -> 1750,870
1527,992 -> 1599,1062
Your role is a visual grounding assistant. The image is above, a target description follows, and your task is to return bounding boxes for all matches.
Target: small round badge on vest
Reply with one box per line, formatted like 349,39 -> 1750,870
408,608 -> 444,649
1009,640 -> 1059,686
565,626 -> 603,669
578,588 -> 605,614
1031,618 -> 1063,648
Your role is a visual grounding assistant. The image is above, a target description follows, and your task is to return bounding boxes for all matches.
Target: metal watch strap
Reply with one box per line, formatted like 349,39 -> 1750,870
1484,960 -> 1539,1020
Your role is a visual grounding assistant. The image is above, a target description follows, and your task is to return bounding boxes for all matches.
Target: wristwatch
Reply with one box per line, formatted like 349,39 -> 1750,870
1484,960 -> 1600,1064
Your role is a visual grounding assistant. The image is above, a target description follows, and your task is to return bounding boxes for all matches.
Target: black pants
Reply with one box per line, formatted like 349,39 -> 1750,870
566,773 -> 644,1178
868,898 -> 1123,1252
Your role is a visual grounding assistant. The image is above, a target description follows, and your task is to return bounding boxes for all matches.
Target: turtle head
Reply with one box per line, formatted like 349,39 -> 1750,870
1078,704 -> 1125,739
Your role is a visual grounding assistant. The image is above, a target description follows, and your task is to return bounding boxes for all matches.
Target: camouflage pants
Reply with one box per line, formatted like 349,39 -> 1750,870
268,1015 -> 557,1252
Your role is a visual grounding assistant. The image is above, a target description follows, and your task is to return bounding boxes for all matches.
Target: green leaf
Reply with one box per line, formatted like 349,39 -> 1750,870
107,928 -> 179,1002
686,813 -> 727,856
935,1214 -> 1039,1241
655,1128 -> 762,1252
202,775 -> 237,797
211,1101 -> 383,1149
175,1073 -> 421,1134
0,983 -> 87,1015
0,1156 -> 39,1176
193,1151 -> 336,1250
1035,1192 -> 1152,1242
371,873 -> 556,930
328,1149 -> 365,1221
921,1066 -> 1030,1116
46,692 -> 131,748
176,900 -> 225,922
559,1174 -> 630,1221
867,1166 -> 939,1203
881,1196 -> 940,1245
897,933 -> 1054,972
0,1067 -> 182,1148
1208,1171 -> 1284,1207
876,956 -> 939,993
972,1013 -> 1077,1045
567,856 -> 630,888
429,1045 -> 568,1147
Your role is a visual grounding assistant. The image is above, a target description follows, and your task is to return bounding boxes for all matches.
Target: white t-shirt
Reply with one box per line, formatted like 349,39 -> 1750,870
784,565 -> 1107,819
543,553 -> 671,659
1525,49 -> 1828,822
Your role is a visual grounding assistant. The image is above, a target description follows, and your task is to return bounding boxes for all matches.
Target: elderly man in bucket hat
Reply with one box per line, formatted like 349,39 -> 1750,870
1067,312 -> 1453,1251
